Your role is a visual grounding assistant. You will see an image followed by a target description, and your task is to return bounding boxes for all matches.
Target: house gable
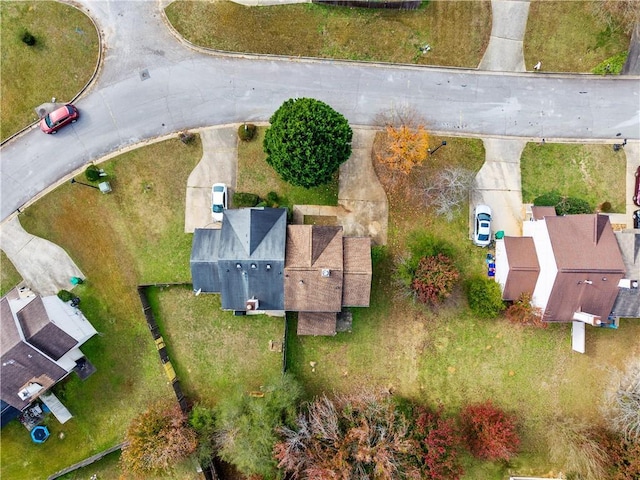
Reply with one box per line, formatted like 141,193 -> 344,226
17,296 -> 76,360
342,237 -> 372,307
502,237 -> 540,302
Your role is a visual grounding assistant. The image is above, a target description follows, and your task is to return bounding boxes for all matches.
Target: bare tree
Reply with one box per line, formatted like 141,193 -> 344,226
610,361 -> 640,441
546,417 -> 610,480
421,167 -> 475,221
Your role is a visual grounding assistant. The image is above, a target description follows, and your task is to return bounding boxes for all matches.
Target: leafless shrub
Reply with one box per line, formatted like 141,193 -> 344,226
607,361 -> 640,442
421,166 -> 475,221
546,417 -> 610,480
591,1 -> 640,35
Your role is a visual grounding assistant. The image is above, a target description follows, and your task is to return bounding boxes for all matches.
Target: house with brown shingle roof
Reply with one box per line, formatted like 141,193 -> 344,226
285,225 -> 371,335
190,208 -> 372,335
495,213 -> 627,324
1,287 -> 97,426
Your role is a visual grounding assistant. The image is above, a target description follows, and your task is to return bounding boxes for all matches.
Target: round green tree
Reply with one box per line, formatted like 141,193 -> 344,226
263,98 -> 353,188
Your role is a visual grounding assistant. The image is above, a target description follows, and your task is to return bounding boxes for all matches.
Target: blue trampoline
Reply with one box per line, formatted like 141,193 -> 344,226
31,425 -> 50,444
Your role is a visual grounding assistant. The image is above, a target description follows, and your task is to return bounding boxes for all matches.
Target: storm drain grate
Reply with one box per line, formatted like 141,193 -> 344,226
140,69 -> 150,81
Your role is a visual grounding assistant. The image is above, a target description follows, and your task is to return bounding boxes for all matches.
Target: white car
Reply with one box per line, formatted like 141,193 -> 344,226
211,183 -> 227,222
473,205 -> 492,247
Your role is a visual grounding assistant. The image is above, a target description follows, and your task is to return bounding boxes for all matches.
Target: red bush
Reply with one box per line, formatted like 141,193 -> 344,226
505,292 -> 546,328
414,406 -> 464,480
460,401 -> 520,461
411,254 -> 459,305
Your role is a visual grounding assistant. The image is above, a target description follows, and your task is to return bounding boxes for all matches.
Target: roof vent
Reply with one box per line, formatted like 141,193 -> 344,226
236,263 -> 242,270
266,264 -> 271,270
322,269 -> 331,278
251,264 -> 257,269
246,298 -> 259,311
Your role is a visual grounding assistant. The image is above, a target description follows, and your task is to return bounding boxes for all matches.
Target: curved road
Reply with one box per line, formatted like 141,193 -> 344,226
1,0 -> 638,221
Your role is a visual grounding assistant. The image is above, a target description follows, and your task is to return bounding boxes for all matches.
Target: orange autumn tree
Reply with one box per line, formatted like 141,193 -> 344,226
383,123 -> 431,175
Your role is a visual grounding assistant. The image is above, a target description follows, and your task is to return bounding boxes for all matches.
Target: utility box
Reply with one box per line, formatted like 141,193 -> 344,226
98,181 -> 112,194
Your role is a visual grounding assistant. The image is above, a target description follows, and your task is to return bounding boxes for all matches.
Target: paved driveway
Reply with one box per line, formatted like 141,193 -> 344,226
185,126 -> 238,232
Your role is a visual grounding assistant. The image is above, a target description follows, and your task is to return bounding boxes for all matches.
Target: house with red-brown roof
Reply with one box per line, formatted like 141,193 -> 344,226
190,207 -> 372,336
495,213 -> 627,325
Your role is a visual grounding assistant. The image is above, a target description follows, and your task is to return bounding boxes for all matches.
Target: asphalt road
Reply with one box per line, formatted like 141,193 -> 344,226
1,0 -> 639,221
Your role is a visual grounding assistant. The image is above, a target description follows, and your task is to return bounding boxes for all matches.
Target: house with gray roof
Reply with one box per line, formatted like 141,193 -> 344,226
190,207 -> 372,335
1,287 -> 97,425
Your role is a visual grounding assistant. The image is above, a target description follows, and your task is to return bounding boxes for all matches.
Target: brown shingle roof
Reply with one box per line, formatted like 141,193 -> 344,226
17,296 -> 76,360
342,237 -> 372,307
544,215 -> 626,322
297,312 -> 337,336
1,294 -> 67,411
531,206 -> 557,220
503,237 -> 540,301
285,226 -> 344,312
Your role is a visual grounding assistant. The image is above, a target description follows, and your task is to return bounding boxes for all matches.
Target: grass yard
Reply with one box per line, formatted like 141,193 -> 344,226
1,137 -> 202,480
520,142 -> 626,212
0,1 -> 99,141
524,1 -> 630,73
165,0 -> 491,67
148,286 -> 285,407
0,251 -> 22,296
237,127 -> 339,207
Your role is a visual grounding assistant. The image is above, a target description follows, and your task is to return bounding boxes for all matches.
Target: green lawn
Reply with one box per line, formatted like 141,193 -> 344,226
0,251 -> 22,296
520,142 -> 626,212
0,1 -> 99,141
148,286 -> 285,407
165,0 -> 491,67
237,127 -> 338,208
524,0 -> 630,73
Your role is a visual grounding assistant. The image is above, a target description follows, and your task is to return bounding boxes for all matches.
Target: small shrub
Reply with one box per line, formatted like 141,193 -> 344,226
266,191 -> 279,206
592,51 -> 628,75
505,292 -> 546,328
533,191 -> 592,215
237,123 -> 257,141
411,253 -> 460,305
57,290 -> 74,302
85,165 -> 102,182
533,191 -> 562,207
465,277 -> 505,319
557,196 -> 592,215
413,405 -> 464,480
233,192 -> 260,207
21,30 -> 36,46
461,401 -> 520,461
179,131 -> 195,144
600,201 -> 612,213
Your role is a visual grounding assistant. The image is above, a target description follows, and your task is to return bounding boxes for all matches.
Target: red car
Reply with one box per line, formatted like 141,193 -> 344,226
634,166 -> 640,207
39,104 -> 79,134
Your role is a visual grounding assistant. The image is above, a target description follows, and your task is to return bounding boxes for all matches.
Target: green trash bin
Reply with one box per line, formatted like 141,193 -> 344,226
495,230 -> 504,240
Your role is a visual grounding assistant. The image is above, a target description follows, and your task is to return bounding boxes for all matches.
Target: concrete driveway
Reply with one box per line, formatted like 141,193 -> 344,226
471,139 -> 526,238
185,126 -> 238,232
